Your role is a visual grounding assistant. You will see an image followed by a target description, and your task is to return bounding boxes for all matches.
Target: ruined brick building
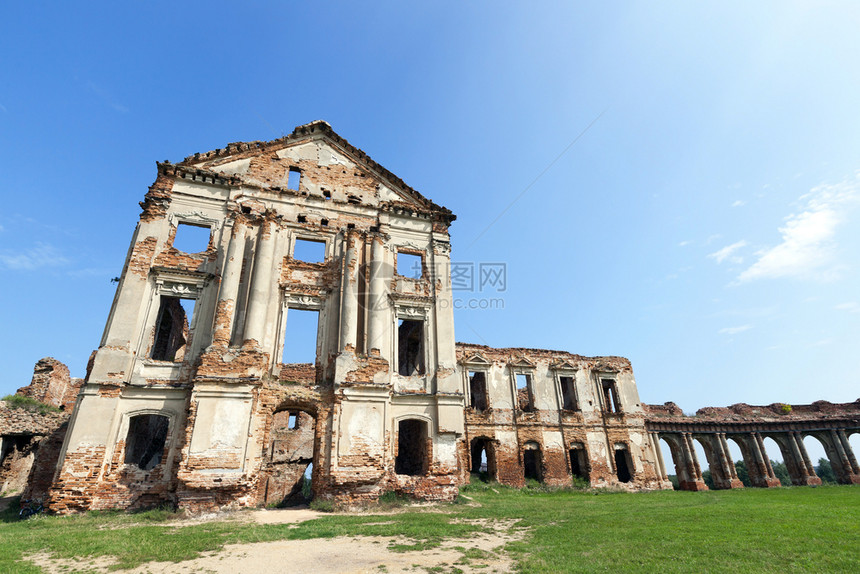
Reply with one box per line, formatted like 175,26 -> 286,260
11,121 -> 856,513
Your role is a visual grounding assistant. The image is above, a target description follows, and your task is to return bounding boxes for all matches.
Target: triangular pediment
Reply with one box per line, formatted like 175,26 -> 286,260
460,352 -> 492,366
173,121 -> 453,221
508,356 -> 536,369
550,358 -> 579,372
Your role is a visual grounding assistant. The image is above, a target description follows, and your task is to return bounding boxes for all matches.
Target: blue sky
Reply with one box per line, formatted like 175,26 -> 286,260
2,0 -> 859,430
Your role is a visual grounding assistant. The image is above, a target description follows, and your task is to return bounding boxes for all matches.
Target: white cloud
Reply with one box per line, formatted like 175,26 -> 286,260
0,243 -> 71,270
719,325 -> 752,335
708,240 -> 747,264
737,176 -> 859,283
835,302 -> 860,314
678,240 -> 691,247
731,200 -> 747,207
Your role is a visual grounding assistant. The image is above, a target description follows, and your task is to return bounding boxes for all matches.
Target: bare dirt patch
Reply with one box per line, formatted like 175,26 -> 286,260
24,517 -> 524,574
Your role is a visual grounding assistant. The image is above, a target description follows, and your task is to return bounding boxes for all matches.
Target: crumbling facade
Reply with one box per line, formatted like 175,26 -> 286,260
1,358 -> 82,498
35,121 -> 858,514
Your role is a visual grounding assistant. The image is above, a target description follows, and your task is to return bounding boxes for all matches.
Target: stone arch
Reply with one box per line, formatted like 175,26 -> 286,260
802,430 -> 860,484
659,433 -> 706,491
691,434 -> 740,490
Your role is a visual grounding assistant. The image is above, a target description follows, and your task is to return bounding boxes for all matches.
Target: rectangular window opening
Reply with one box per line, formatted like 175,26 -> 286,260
516,373 -> 534,412
560,376 -> 577,410
288,412 -> 299,430
151,296 -> 195,362
397,319 -> 425,376
293,238 -> 326,263
395,419 -> 428,476
614,445 -> 632,482
322,189 -> 331,200
523,445 -> 542,482
396,252 -> 423,279
173,222 -> 210,254
124,414 -> 169,471
469,371 -> 488,412
602,379 -> 621,413
282,308 -> 320,365
287,168 -> 302,190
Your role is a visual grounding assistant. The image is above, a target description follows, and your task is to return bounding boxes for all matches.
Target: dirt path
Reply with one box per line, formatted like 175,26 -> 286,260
25,509 -> 524,574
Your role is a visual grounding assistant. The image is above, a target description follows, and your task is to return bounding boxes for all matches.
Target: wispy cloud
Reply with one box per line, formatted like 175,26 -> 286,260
719,325 -> 752,335
678,240 -> 691,247
835,302 -> 860,314
731,200 -> 747,207
737,176 -> 859,283
708,240 -> 747,264
87,81 -> 128,113
0,243 -> 71,270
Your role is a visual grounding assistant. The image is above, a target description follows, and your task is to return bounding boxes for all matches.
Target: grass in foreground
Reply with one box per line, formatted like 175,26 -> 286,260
1,484 -> 858,572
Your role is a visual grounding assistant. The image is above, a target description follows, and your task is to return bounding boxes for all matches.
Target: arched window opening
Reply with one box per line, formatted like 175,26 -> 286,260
568,442 -> 589,483
470,437 -> 495,479
614,444 -> 633,483
523,441 -> 542,482
151,297 -> 195,362
659,437 -> 681,489
395,419 -> 428,476
124,414 -> 169,471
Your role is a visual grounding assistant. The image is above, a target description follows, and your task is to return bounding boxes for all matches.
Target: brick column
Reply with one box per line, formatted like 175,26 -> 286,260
366,233 -> 389,357
243,219 -> 278,347
339,231 -> 359,351
212,220 -> 247,347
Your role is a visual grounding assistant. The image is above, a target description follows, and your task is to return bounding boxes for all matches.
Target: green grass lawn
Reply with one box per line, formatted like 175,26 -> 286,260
1,484 -> 858,573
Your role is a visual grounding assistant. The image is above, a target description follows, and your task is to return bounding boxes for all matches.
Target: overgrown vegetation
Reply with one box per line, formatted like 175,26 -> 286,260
1,485 -> 858,572
1,394 -> 61,415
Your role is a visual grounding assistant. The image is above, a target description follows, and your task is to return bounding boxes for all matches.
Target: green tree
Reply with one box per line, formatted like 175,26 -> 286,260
734,460 -> 751,487
701,469 -> 714,489
816,458 -> 838,484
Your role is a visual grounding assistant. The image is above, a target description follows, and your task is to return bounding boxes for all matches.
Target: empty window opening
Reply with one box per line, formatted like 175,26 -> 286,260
469,371 -> 488,412
320,219 -> 328,227
523,442 -> 542,482
396,252 -> 423,279
151,296 -> 195,362
282,308 -> 320,365
297,214 -> 307,223
241,205 -> 252,214
173,223 -> 210,253
287,168 -> 302,190
614,445 -> 633,483
560,376 -> 578,410
124,414 -> 169,471
265,409 -> 316,506
346,223 -> 356,230
569,444 -> 589,482
322,189 -> 331,200
395,419 -> 428,476
293,238 -> 326,263
348,195 -> 361,204
602,379 -> 621,413
516,373 -> 534,412
1,435 -> 32,465
397,319 -> 425,376
470,438 -> 496,478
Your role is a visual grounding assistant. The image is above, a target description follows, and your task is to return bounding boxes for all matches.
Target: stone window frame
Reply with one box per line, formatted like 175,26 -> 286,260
394,246 -> 427,281
509,359 -> 537,413
110,408 -> 177,476
551,364 -> 580,413
290,230 -> 332,263
392,301 -> 432,379
167,211 -> 222,253
595,372 -> 623,415
460,354 -> 492,412
140,269 -> 210,366
273,291 -> 327,373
